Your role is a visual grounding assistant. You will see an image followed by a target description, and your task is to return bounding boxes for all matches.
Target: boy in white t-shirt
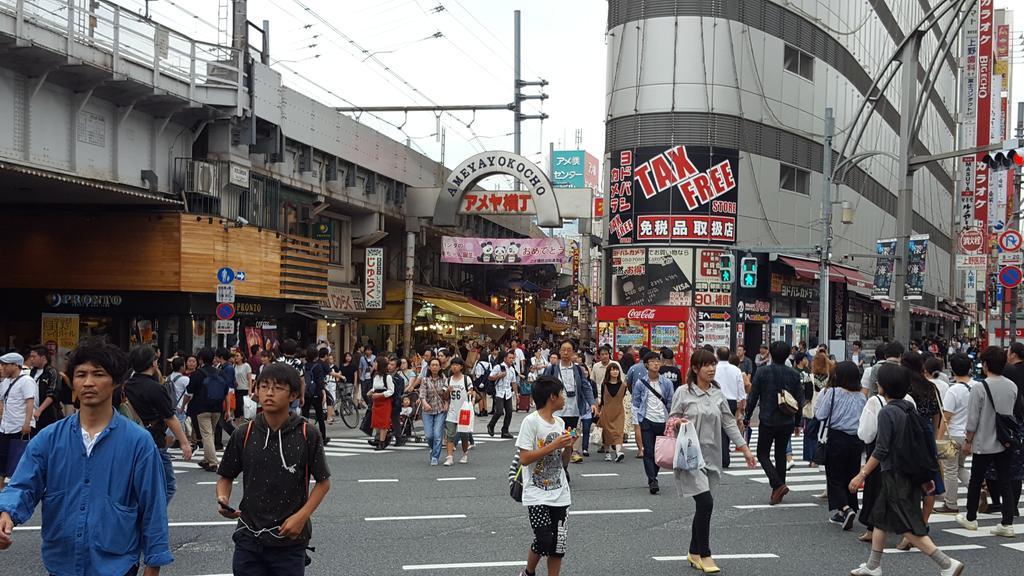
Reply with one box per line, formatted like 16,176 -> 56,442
515,375 -> 574,576
444,358 -> 476,465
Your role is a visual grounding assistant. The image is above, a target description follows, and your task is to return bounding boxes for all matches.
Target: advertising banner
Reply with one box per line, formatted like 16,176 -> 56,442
364,247 -> 384,309
441,236 -> 566,265
584,151 -> 600,190
608,146 -> 739,244
975,0 -> 993,230
41,313 -> 79,372
697,320 -> 731,348
905,234 -> 929,300
965,269 -> 978,304
552,150 -> 585,188
610,247 -> 694,306
322,285 -> 366,313
830,282 -> 847,341
873,239 -> 898,300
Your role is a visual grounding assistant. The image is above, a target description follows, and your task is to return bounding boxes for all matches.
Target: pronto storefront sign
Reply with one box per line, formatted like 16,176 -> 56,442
440,236 -> 566,265
47,293 -> 123,308
364,247 -> 384,310
608,145 -> 739,244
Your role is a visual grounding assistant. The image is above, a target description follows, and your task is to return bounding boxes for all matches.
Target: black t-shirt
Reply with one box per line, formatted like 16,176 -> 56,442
660,365 -> 682,389
1003,362 -> 1024,420
30,365 -> 63,429
218,414 -> 331,546
124,372 -> 175,447
338,363 -> 358,389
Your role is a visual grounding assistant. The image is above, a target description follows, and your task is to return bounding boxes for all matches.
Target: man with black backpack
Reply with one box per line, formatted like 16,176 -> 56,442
301,348 -> 330,445
188,347 -> 232,472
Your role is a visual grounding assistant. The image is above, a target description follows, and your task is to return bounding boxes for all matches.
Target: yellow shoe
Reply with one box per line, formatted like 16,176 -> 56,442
700,557 -> 721,574
687,554 -> 704,570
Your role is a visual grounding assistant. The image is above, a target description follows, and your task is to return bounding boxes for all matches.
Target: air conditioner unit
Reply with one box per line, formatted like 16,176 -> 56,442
193,162 -> 219,196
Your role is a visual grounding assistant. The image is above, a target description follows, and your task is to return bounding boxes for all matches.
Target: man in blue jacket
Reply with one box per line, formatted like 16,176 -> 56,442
631,351 -> 674,494
0,339 -> 172,575
543,340 -> 598,465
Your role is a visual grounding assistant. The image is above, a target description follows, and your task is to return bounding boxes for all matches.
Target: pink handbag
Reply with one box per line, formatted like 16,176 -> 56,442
654,415 -> 685,469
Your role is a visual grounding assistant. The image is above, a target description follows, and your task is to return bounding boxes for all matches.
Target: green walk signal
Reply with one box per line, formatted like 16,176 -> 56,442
722,269 -> 732,282
740,257 -> 758,288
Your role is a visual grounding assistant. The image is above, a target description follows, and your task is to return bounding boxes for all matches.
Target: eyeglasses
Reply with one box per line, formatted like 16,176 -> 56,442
257,383 -> 292,394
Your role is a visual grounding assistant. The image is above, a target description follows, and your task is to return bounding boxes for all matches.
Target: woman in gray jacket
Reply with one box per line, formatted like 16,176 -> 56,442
671,348 -> 756,573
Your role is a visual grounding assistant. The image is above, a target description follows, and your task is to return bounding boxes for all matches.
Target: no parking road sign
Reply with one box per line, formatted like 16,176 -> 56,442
999,265 -> 1023,289
216,302 -> 236,320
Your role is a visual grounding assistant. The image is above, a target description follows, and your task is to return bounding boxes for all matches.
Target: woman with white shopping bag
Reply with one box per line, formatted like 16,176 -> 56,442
444,358 -> 476,466
669,348 -> 756,574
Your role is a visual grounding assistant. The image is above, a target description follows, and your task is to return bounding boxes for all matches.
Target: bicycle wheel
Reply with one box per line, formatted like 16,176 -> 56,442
339,400 -> 359,429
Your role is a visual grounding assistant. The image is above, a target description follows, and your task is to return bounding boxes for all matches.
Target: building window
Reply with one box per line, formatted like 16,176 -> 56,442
783,44 -> 814,81
779,164 -> 810,195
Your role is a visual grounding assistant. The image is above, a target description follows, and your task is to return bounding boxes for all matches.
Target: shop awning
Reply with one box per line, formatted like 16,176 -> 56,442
423,297 -> 515,323
509,280 -> 542,293
777,256 -> 823,280
359,303 -> 406,325
542,321 -> 570,333
877,301 -> 959,321
778,256 -> 875,292
290,305 -> 353,321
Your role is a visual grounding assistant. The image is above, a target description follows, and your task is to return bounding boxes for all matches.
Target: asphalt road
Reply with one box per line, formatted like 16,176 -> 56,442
4,411 -> 1024,575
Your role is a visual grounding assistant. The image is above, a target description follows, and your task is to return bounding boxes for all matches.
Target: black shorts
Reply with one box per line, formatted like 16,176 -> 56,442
562,416 -> 580,430
528,505 -> 568,558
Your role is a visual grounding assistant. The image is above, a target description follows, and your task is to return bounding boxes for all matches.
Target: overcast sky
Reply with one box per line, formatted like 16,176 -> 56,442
130,0 -> 1022,173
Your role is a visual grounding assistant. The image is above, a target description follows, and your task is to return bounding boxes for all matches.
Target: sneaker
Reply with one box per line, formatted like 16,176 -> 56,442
850,563 -> 882,576
954,514 -> 978,531
430,458 -> 439,466
649,479 -> 660,495
443,456 -> 453,466
939,558 -> 964,576
830,512 -> 846,526
933,504 -> 959,514
459,454 -> 469,464
582,450 -> 590,457
501,432 -> 514,439
843,509 -> 857,531
605,453 -> 613,462
815,490 -> 829,500
991,524 -> 1015,537
487,425 -> 495,437
615,451 -> 625,463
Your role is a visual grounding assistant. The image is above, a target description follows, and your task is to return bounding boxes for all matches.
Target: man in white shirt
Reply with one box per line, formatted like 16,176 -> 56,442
936,353 -> 977,514
590,347 -> 612,392
0,353 -> 34,488
488,350 -> 519,438
715,347 -> 746,468
511,339 -> 527,379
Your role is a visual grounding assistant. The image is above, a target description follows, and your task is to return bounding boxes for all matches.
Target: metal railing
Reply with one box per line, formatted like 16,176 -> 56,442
3,0 -> 241,102
174,158 -> 280,231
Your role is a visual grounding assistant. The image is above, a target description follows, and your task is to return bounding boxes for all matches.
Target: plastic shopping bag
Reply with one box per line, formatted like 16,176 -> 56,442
243,394 -> 259,420
674,421 -> 705,471
457,402 -> 475,432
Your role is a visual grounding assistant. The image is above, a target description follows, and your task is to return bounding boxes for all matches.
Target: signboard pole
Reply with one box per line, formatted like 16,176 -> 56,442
819,107 -> 833,349
1009,102 -> 1023,344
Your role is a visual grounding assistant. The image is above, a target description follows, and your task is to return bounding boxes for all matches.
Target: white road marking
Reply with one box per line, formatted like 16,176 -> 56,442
1003,542 -> 1024,552
733,503 -> 819,509
749,475 -> 826,484
884,544 -> 986,554
365,514 -> 467,521
568,508 -> 652,516
784,483 -> 828,492
437,477 -> 477,481
580,473 -> 620,477
357,478 -> 399,483
17,520 -> 241,531
653,553 -> 779,561
724,468 -> 822,477
196,481 -> 237,486
402,560 -> 526,570
944,525 -> 1014,538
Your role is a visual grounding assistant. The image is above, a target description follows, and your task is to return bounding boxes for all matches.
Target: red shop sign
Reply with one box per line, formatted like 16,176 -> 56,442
596,305 -> 692,323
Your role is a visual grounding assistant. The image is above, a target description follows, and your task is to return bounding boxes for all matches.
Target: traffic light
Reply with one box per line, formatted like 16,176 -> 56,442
718,253 -> 734,283
740,256 -> 758,288
982,147 -> 1024,170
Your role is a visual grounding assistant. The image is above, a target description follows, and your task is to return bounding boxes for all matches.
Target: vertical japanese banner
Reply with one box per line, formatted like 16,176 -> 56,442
965,269 -> 978,305
41,313 -> 79,372
975,0 -> 992,230
960,2 -> 979,231
872,239 -> 898,300
364,247 -> 384,309
905,234 -> 929,301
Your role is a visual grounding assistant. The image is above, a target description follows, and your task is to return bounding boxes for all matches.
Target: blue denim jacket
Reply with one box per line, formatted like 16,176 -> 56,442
0,411 -> 173,575
631,374 -> 674,422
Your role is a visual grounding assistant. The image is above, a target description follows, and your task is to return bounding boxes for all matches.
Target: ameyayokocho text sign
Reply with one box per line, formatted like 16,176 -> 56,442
609,145 -> 739,244
441,236 -> 566,265
364,247 -> 384,310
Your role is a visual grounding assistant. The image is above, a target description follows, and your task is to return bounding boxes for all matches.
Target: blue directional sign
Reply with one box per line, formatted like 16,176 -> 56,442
235,271 -> 246,282
216,267 -> 235,284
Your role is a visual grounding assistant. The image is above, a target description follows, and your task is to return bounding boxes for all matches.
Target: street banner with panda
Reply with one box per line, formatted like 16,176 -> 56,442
441,236 -> 567,265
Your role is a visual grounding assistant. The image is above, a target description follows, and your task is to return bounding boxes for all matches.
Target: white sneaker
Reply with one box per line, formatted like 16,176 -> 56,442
459,454 -> 469,464
443,456 -> 453,466
850,562 -> 882,576
991,523 -> 1015,537
954,514 -> 978,531
604,452 -> 613,462
939,558 -> 964,576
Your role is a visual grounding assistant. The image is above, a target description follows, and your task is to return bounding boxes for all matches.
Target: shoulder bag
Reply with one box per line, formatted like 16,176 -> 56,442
509,451 -> 524,502
982,381 -> 1022,451
811,388 -> 834,465
933,385 -> 959,460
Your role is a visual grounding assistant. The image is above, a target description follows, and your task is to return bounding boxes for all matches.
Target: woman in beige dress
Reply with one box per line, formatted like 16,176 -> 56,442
598,361 -> 627,462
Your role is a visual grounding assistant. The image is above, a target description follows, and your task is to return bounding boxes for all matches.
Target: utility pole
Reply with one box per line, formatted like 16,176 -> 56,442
893,32 -> 923,345
231,0 -> 247,53
513,9 -> 548,189
1009,101 -> 1024,344
819,108 -> 834,349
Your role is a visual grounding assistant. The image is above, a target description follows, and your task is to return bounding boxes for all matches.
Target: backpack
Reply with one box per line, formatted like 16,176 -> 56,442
164,373 -> 184,406
203,365 -> 232,402
473,360 -> 492,393
891,402 -> 939,486
304,363 -> 320,398
391,373 -> 406,407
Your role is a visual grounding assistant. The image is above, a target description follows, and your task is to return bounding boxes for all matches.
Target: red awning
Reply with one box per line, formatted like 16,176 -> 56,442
464,298 -> 516,322
777,256 -> 822,281
832,264 -> 873,290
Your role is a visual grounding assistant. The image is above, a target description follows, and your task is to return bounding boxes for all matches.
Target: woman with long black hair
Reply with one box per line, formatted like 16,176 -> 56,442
815,360 -> 866,529
670,348 -> 756,573
898,351 -> 945,550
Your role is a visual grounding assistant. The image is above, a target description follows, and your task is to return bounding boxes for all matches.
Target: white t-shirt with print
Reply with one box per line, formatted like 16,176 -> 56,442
446,375 -> 472,423
516,411 -> 571,507
0,375 -> 37,433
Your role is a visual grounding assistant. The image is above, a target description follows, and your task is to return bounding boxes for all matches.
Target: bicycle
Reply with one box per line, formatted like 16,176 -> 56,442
336,381 -> 362,429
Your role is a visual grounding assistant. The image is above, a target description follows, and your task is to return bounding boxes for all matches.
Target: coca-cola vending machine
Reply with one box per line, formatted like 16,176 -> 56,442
596,306 -> 698,376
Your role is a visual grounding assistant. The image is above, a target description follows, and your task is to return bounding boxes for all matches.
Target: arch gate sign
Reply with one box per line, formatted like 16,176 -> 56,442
433,151 -> 562,227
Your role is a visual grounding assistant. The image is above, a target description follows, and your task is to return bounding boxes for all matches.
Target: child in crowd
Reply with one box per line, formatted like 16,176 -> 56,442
516,375 -> 574,576
216,363 -> 331,575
